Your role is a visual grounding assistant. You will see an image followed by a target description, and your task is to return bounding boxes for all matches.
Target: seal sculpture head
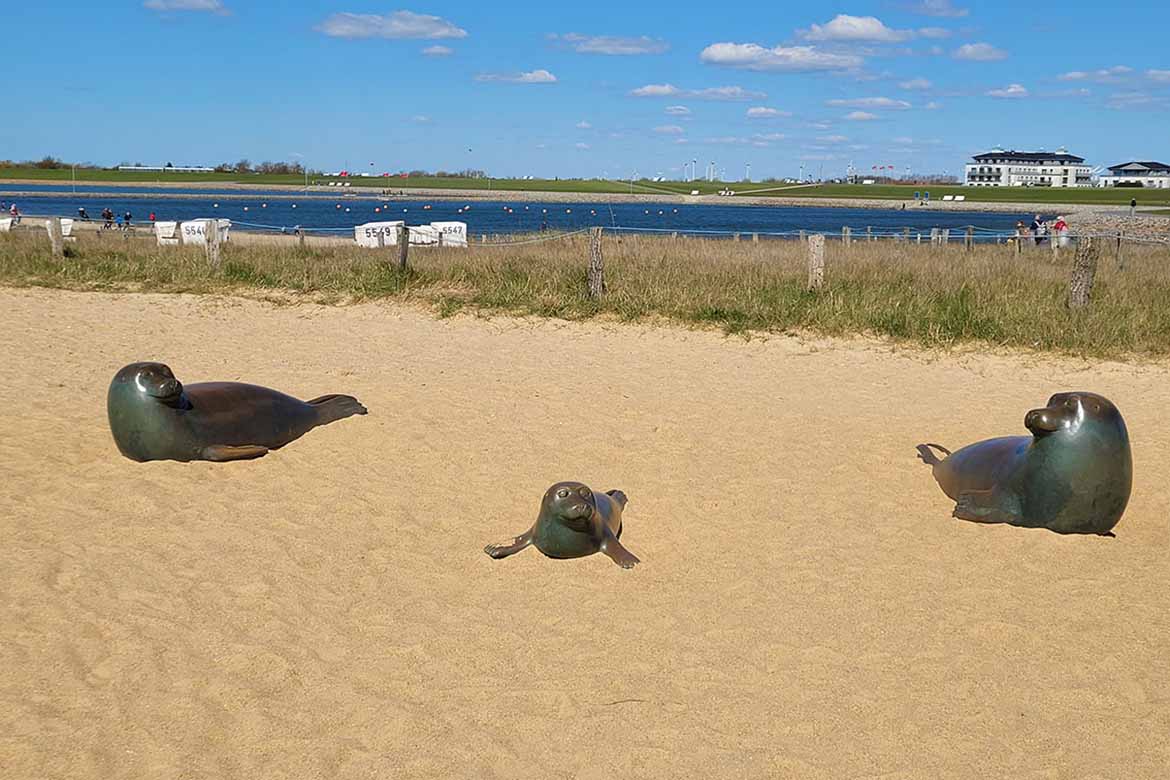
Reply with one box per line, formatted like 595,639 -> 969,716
917,391 -> 1131,535
484,481 -> 640,568
107,360 -> 367,463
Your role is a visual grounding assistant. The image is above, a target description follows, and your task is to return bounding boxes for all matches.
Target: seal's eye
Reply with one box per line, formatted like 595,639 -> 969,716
579,488 -> 591,499
556,488 -> 570,499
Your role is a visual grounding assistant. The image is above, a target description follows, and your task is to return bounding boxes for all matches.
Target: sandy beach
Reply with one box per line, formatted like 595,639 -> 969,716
2,288 -> 1168,779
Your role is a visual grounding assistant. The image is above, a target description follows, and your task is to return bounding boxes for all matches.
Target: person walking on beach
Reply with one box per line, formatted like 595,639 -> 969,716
124,211 -> 133,228
78,207 -> 90,221
1130,198 -> 1138,218
8,203 -> 20,225
148,212 -> 156,222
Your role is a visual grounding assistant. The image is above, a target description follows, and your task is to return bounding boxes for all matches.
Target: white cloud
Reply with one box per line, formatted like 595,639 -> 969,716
746,106 -> 791,118
953,43 -> 1007,61
754,133 -> 786,142
699,43 -> 862,72
654,125 -> 685,134
845,111 -> 879,121
1058,66 -> 1132,83
917,27 -> 952,39
422,45 -> 453,56
925,101 -> 942,109
630,83 -> 680,97
906,0 -> 968,17
986,83 -> 1028,98
1107,91 -> 1168,109
665,105 -> 691,115
826,97 -> 911,109
475,69 -> 557,84
550,33 -> 668,55
892,136 -> 914,144
576,120 -> 592,129
144,0 -> 226,11
898,78 -> 932,90
575,142 -> 591,150
801,15 -> 913,43
1149,69 -> 1170,82
411,115 -> 431,123
629,83 -> 764,101
317,10 -> 467,40
817,134 -> 849,143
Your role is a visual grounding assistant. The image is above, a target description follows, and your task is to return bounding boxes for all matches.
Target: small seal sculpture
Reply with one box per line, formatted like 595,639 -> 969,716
107,361 -> 367,462
484,481 -> 641,568
916,391 -> 1131,535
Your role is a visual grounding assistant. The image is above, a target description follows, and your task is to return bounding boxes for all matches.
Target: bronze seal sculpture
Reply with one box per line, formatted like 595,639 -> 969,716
484,481 -> 641,568
916,392 -> 1131,535
107,361 -> 367,462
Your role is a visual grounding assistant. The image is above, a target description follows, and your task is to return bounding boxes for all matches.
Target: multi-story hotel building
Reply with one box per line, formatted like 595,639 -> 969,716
964,148 -> 1093,188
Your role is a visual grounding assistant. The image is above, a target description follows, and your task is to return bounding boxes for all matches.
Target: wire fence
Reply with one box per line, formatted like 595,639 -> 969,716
4,210 -> 1170,250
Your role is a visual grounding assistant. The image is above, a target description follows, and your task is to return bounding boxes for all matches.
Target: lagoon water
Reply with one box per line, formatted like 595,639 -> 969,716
0,184 -> 1030,238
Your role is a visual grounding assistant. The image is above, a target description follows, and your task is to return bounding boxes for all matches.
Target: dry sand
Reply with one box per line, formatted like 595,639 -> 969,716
2,288 -> 1168,779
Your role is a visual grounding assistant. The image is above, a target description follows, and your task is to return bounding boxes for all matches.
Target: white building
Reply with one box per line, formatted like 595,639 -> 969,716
964,148 -> 1093,188
1099,161 -> 1170,189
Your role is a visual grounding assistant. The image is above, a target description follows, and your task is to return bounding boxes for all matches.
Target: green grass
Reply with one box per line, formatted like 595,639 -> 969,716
5,167 -> 1168,206
3,228 -> 1170,359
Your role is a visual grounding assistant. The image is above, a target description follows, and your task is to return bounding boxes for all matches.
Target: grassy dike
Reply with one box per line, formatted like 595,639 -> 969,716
3,229 -> 1170,359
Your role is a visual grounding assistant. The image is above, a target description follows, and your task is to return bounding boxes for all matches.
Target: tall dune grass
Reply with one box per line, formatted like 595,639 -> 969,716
3,229 -> 1170,357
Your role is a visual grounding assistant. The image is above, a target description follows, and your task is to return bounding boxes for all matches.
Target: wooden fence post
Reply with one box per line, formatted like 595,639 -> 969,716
842,226 -> 851,246
671,231 -> 678,240
1068,236 -> 1099,309
965,226 -> 974,251
930,228 -> 939,245
916,232 -> 922,245
799,229 -> 806,243
376,227 -> 385,249
205,219 -> 221,267
1115,231 -> 1125,270
587,226 -> 605,299
397,225 -> 409,271
807,233 -> 825,291
903,227 -> 911,243
1051,234 -> 1059,260
752,232 -> 758,243
866,226 -> 873,242
298,228 -> 306,248
47,217 -> 65,257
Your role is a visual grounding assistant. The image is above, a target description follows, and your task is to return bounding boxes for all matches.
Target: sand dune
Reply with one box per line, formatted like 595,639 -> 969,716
1,287 -> 1167,779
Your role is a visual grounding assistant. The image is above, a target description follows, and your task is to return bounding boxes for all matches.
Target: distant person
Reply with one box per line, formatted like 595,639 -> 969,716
1053,215 -> 1070,247
1030,214 -> 1046,246
124,211 -> 133,227
78,207 -> 90,221
1130,197 -> 1138,218
148,212 -> 156,222
9,203 -> 20,224
115,215 -> 123,231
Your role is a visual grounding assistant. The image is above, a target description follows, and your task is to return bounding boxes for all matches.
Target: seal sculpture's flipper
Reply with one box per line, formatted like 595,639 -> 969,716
953,489 -> 1022,525
307,394 -> 368,424
484,529 -> 534,559
107,362 -> 368,463
485,482 -> 641,568
201,444 -> 271,462
916,443 -> 951,467
600,529 -> 640,569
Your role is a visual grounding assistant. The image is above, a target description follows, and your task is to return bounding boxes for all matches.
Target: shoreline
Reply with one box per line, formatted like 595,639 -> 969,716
1,176 -> 1157,216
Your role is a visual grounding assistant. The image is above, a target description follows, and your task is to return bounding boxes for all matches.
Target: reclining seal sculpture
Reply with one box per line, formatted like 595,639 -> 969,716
916,391 -> 1131,535
484,481 -> 641,568
107,361 -> 367,462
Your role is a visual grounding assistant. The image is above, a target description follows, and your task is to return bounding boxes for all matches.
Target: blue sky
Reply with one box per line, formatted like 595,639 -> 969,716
5,1 -> 1168,180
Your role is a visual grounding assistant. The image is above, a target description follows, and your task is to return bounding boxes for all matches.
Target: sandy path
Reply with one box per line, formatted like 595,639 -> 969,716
1,288 -> 1167,779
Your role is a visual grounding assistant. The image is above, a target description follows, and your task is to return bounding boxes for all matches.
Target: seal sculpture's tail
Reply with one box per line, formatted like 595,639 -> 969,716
916,443 -> 951,467
307,394 -> 368,425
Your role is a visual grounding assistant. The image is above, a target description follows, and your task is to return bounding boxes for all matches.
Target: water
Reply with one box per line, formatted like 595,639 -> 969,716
0,184 -> 1030,238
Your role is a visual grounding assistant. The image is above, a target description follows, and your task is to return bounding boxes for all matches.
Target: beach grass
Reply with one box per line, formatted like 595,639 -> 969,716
2,229 -> 1169,358
5,167 -> 1170,207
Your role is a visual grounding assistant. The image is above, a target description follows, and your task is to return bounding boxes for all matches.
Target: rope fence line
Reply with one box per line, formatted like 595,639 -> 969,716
6,211 -> 1170,249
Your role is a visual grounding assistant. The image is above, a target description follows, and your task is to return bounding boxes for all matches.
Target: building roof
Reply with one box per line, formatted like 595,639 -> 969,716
1107,161 -> 1170,174
972,150 -> 1085,164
